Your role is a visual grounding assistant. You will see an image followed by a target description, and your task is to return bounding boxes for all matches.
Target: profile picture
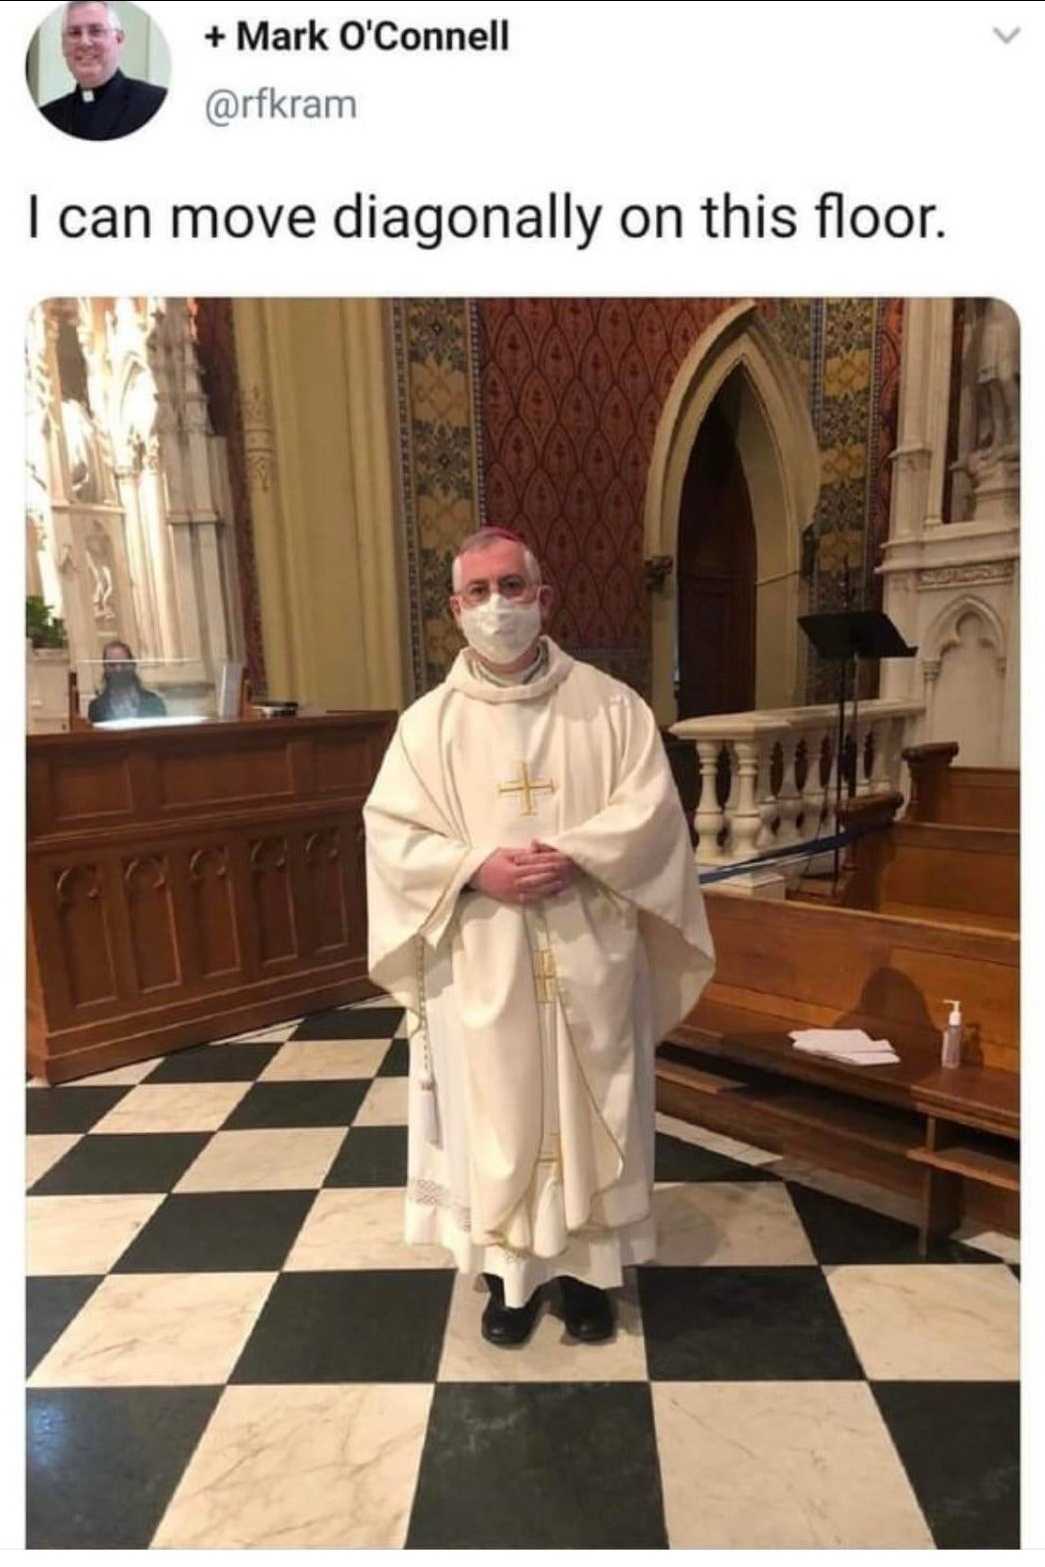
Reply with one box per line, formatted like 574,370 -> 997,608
26,1 -> 170,141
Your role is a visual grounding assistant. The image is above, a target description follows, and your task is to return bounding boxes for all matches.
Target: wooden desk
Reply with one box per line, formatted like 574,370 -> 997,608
27,713 -> 395,1083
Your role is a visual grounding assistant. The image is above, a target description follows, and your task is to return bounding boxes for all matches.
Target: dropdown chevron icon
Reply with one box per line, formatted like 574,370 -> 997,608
993,26 -> 1021,42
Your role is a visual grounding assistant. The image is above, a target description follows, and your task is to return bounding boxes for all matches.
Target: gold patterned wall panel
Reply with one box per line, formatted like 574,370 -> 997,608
389,300 -> 484,694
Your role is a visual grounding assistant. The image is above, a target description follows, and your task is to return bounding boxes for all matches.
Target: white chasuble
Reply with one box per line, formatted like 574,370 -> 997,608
363,638 -> 715,1305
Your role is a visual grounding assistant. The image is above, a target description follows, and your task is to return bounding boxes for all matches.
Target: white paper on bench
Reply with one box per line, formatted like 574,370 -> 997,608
789,1028 -> 900,1065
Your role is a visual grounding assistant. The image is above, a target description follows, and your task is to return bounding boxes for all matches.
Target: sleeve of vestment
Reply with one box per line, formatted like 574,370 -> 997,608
362,721 -> 489,1028
541,690 -> 715,1039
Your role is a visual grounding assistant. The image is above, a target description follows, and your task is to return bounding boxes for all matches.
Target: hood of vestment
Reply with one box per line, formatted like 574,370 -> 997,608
445,637 -> 574,704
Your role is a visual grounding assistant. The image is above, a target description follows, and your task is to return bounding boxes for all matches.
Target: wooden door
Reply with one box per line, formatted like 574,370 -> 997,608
676,399 -> 757,718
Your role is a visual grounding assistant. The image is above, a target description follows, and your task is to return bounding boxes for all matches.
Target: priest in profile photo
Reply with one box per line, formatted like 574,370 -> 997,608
364,527 -> 715,1349
35,1 -> 168,141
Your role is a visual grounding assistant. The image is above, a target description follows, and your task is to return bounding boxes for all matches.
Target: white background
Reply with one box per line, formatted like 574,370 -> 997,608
2,0 -> 1039,1548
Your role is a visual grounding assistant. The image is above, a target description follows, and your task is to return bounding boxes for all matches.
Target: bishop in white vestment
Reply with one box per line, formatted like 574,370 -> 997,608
363,531 -> 715,1328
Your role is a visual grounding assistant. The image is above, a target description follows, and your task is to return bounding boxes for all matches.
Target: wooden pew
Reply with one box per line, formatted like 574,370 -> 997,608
660,891 -> 1019,1250
903,742 -> 1019,830
832,793 -> 1019,932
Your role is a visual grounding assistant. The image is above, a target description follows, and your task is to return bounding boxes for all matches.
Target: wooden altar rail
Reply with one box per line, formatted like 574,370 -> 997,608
27,713 -> 394,1083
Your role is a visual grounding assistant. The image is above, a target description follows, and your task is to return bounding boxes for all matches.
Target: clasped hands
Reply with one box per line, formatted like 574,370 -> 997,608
473,839 -> 577,905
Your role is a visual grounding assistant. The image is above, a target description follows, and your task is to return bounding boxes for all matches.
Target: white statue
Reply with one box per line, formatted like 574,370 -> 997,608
83,524 -> 116,623
968,299 -> 1019,471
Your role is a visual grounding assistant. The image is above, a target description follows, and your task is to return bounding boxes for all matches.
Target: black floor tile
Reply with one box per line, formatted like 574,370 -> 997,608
785,1182 -> 999,1266
1010,1263 -> 1020,1279
28,1133 -> 211,1196
143,1041 -> 281,1083
872,1381 -> 1019,1549
111,1191 -> 318,1273
376,1038 -> 410,1077
221,1079 -> 370,1130
26,1276 -> 103,1376
639,1265 -> 863,1381
324,1126 -> 408,1187
26,1085 -> 131,1135
291,1007 -> 403,1040
654,1131 -> 777,1183
230,1269 -> 453,1384
407,1382 -> 668,1548
27,1385 -> 222,1549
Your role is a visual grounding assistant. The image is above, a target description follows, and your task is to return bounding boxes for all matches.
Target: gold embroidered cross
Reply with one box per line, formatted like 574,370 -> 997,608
497,760 -> 556,816
534,946 -> 558,1004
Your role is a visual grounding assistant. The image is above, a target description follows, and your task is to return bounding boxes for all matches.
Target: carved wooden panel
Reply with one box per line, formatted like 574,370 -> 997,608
345,812 -> 367,952
28,714 -> 395,1081
187,844 -> 241,978
303,824 -> 348,954
249,834 -> 298,964
122,853 -> 180,992
157,743 -> 292,809
314,737 -> 376,794
53,862 -> 117,1007
51,755 -> 134,829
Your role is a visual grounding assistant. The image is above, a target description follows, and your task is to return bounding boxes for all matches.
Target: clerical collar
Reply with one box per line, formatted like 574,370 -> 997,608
470,641 -> 548,688
78,68 -> 121,104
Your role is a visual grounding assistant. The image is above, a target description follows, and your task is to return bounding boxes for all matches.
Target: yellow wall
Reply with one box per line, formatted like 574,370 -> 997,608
232,299 -> 408,712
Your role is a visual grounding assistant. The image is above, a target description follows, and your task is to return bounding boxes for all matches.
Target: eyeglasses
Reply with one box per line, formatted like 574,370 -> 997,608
457,574 -> 537,608
63,25 -> 116,40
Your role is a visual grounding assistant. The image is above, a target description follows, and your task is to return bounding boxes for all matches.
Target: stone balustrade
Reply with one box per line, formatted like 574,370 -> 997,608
670,699 -> 924,894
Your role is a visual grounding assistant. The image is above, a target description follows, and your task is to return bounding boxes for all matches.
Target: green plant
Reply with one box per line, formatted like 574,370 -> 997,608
26,595 -> 68,650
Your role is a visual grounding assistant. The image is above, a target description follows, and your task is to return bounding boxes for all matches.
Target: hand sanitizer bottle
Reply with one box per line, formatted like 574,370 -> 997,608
941,999 -> 963,1068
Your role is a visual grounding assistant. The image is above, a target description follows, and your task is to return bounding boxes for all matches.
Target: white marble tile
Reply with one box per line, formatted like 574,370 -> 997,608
761,1158 -> 923,1226
825,1263 -> 1019,1380
653,1381 -> 933,1548
28,1271 -> 276,1387
27,1193 -> 165,1275
175,1128 -> 345,1192
26,1134 -> 80,1189
437,1272 -> 647,1383
74,1057 -> 162,1087
89,1082 -> 251,1135
283,1189 -> 450,1271
652,1181 -> 817,1266
352,1077 -> 409,1127
954,1226 -> 1020,1264
219,1019 -> 303,1044
655,1111 -> 779,1166
260,1040 -> 390,1081
349,994 -> 399,1011
152,1382 -> 433,1548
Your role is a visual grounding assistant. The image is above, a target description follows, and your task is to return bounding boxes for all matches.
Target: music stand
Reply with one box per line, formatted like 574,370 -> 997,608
799,610 -> 917,887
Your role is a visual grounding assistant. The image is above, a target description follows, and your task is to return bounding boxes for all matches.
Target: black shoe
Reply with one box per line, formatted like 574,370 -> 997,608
559,1276 -> 615,1342
480,1274 -> 542,1347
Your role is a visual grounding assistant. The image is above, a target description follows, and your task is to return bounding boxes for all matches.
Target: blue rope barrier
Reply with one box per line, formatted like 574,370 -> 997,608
697,827 -> 863,885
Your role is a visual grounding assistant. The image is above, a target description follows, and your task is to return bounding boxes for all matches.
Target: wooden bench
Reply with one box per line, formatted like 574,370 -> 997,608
830,791 -> 1019,932
660,891 -> 1019,1251
903,743 -> 1019,831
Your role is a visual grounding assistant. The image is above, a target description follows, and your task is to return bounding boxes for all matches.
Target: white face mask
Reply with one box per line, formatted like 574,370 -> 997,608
458,593 -> 543,664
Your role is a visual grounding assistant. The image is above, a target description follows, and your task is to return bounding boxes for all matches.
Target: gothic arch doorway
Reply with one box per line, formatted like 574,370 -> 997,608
644,301 -> 821,724
676,379 -> 756,717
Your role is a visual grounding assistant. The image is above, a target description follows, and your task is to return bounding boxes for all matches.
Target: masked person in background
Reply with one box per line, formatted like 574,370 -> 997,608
364,527 -> 714,1348
88,639 -> 167,723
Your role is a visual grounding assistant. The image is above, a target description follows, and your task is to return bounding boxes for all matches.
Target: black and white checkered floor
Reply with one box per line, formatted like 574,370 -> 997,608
27,996 -> 1019,1549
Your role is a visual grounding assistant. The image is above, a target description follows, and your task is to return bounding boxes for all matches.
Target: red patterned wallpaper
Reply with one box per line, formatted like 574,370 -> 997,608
477,298 -> 738,662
